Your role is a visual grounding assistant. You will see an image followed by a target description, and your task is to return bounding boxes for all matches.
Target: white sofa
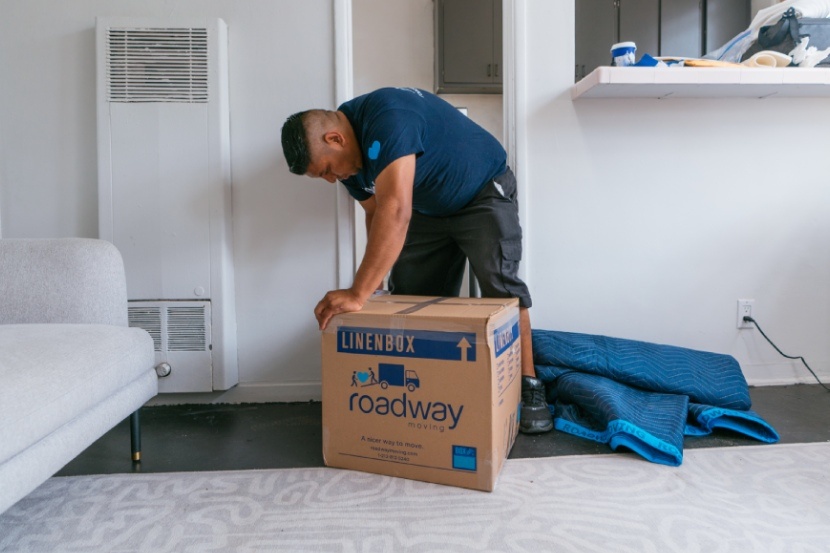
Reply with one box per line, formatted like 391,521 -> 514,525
0,238 -> 158,514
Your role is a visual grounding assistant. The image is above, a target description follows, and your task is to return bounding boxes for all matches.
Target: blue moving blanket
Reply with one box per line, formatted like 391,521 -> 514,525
532,330 -> 779,466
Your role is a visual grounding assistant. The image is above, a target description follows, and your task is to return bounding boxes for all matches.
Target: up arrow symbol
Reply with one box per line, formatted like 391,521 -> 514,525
457,337 -> 471,362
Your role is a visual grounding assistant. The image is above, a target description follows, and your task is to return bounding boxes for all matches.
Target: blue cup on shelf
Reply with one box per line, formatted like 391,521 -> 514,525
611,41 -> 637,67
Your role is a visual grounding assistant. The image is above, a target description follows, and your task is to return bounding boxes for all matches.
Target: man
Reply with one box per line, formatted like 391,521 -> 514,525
280,87 -> 552,434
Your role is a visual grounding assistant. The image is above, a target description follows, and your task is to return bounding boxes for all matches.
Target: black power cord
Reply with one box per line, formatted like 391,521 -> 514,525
743,316 -> 830,393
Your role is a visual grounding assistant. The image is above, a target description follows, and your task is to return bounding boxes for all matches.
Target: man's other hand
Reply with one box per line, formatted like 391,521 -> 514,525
314,289 -> 365,331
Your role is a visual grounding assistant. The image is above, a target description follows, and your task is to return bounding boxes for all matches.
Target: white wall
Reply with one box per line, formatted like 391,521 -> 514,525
0,0 -> 341,401
2,0 -> 826,401
521,1 -> 829,385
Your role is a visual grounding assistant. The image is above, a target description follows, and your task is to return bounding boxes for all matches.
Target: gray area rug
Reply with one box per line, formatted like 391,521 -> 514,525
2,443 -> 829,552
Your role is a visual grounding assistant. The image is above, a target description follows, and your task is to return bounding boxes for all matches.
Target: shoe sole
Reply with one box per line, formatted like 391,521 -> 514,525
519,422 -> 554,435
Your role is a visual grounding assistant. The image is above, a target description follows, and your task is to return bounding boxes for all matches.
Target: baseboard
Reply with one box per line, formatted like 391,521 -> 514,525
742,360 -> 829,388
747,376 -> 828,387
145,381 -> 322,406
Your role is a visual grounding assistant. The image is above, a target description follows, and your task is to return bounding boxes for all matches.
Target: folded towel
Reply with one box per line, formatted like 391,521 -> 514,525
741,50 -> 793,67
533,330 -> 779,466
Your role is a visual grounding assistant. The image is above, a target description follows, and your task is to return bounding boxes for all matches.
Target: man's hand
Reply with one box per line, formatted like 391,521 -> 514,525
314,288 -> 366,331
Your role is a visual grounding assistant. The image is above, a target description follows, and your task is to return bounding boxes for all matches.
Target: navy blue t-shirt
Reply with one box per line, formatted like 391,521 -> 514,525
338,87 -> 506,217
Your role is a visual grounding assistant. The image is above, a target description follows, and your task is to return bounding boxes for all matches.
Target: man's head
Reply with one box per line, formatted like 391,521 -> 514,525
281,109 -> 362,183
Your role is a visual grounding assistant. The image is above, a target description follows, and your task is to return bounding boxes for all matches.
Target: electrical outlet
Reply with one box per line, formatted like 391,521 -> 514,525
737,299 -> 755,329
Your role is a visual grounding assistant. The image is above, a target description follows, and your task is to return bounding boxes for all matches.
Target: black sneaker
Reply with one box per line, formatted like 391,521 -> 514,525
520,376 -> 554,434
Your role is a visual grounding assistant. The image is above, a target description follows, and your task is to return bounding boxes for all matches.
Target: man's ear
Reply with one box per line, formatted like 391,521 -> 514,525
323,131 -> 345,149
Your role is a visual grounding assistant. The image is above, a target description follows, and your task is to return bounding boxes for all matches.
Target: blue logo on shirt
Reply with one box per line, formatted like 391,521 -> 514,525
368,140 -> 381,160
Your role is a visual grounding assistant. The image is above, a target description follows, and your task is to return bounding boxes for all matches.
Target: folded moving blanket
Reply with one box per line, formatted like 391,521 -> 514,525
532,330 -> 779,466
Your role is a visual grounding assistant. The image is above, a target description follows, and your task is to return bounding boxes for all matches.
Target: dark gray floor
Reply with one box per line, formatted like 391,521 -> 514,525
58,384 -> 830,476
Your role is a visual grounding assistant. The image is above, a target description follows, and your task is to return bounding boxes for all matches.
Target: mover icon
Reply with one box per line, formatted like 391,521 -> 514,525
379,363 -> 420,392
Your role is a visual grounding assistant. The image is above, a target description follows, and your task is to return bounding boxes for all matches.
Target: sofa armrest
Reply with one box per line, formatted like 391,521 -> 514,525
0,238 -> 128,326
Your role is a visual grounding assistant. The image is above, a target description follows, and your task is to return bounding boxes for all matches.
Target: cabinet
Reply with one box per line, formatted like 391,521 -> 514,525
575,0 -> 750,82
575,0 -> 618,82
662,0 -> 703,59
620,0 -> 660,60
436,0 -> 503,94
705,0 -> 751,53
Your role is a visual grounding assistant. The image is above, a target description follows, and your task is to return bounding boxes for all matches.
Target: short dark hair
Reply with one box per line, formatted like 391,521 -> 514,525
281,111 -> 310,175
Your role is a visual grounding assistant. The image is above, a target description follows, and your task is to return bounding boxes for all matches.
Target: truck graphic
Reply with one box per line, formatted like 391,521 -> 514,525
379,363 -> 420,392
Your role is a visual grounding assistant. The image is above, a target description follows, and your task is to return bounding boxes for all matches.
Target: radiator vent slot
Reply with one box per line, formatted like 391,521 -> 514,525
127,301 -> 210,354
128,306 -> 162,351
167,306 -> 207,351
107,27 -> 209,103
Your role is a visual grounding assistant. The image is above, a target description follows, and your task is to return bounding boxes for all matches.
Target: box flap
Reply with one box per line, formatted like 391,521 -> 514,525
356,295 -> 518,321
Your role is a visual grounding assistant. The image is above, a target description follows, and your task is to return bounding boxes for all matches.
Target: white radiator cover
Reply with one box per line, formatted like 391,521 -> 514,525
96,17 -> 238,392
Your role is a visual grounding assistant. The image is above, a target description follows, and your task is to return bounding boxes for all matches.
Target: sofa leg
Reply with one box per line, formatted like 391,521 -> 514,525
130,410 -> 141,462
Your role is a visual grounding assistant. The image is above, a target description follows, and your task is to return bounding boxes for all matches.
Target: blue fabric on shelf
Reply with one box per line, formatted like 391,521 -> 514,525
533,330 -> 779,466
633,53 -> 661,66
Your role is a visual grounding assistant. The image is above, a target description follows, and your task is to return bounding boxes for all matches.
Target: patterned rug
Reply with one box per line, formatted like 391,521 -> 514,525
2,443 -> 829,552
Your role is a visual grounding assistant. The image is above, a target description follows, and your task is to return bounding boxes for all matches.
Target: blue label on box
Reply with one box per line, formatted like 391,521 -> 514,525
337,326 -> 477,362
452,445 -> 477,471
493,317 -> 519,357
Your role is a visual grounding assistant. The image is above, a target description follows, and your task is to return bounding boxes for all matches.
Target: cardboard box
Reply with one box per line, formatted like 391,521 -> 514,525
321,295 -> 522,492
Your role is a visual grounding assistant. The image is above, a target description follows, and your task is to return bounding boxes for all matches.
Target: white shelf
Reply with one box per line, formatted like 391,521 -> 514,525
572,66 -> 830,99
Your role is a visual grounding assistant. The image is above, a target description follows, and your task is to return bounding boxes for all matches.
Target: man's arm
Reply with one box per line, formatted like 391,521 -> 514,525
314,154 -> 415,330
360,195 -> 376,236
358,195 -> 385,293
351,154 -> 414,299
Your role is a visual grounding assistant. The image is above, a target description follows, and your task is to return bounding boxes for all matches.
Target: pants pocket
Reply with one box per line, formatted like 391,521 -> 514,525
499,239 -> 523,291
